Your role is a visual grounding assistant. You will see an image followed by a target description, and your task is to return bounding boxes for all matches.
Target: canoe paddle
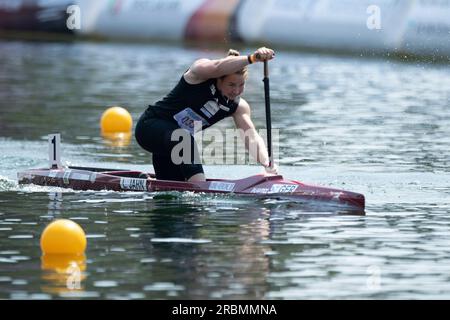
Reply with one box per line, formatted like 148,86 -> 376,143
263,60 -> 273,169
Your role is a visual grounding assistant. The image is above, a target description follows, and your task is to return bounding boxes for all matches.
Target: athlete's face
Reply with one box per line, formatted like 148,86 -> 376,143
217,74 -> 246,101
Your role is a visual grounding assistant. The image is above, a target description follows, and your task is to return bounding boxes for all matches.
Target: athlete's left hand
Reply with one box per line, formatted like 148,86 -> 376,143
253,47 -> 275,62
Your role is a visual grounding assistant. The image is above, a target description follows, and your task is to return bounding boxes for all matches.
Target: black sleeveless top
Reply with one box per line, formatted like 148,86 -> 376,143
145,76 -> 240,134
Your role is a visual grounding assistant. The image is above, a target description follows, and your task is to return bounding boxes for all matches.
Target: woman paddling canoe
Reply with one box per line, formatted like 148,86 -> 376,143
135,47 -> 277,182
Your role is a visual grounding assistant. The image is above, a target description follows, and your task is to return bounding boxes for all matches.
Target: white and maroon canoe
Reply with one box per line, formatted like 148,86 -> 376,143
17,165 -> 365,210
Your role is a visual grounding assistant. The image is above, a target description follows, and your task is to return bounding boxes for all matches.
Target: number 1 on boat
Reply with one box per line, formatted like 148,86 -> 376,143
48,133 -> 62,169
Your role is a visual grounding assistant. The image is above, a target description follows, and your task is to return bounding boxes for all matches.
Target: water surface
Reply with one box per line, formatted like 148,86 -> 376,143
1,40 -> 450,299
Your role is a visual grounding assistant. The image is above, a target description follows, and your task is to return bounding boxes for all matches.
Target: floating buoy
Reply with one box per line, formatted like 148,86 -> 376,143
100,106 -> 133,134
40,219 -> 87,255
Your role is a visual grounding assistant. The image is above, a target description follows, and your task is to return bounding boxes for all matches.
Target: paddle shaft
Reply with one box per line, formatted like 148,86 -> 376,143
263,60 -> 273,167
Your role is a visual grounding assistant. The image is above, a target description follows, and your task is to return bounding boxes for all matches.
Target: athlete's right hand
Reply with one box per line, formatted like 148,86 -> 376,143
253,47 -> 275,62
264,163 -> 279,175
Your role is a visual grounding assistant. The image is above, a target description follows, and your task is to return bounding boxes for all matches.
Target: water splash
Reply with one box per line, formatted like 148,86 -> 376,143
0,176 -> 17,192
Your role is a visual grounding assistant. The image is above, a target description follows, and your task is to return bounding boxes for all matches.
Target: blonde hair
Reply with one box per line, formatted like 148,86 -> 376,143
220,49 -> 248,80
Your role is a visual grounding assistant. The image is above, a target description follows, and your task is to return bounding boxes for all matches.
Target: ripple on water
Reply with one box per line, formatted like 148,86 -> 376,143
8,235 -> 34,239
143,282 -> 185,292
150,238 -> 212,244
93,281 -> 118,288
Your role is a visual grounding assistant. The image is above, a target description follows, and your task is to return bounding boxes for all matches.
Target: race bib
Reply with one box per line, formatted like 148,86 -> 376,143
173,108 -> 210,134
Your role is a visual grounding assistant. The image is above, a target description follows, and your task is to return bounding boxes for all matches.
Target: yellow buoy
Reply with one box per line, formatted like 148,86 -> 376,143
40,219 -> 87,255
100,106 -> 133,134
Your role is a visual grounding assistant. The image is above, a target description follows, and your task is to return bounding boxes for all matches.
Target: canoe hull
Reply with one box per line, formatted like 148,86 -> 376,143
17,166 -> 365,210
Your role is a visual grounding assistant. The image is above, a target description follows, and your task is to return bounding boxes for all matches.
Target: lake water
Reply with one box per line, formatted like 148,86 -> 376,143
1,40 -> 450,299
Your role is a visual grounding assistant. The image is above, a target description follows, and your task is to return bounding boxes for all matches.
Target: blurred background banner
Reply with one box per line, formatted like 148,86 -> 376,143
0,0 -> 74,33
1,0 -> 450,58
